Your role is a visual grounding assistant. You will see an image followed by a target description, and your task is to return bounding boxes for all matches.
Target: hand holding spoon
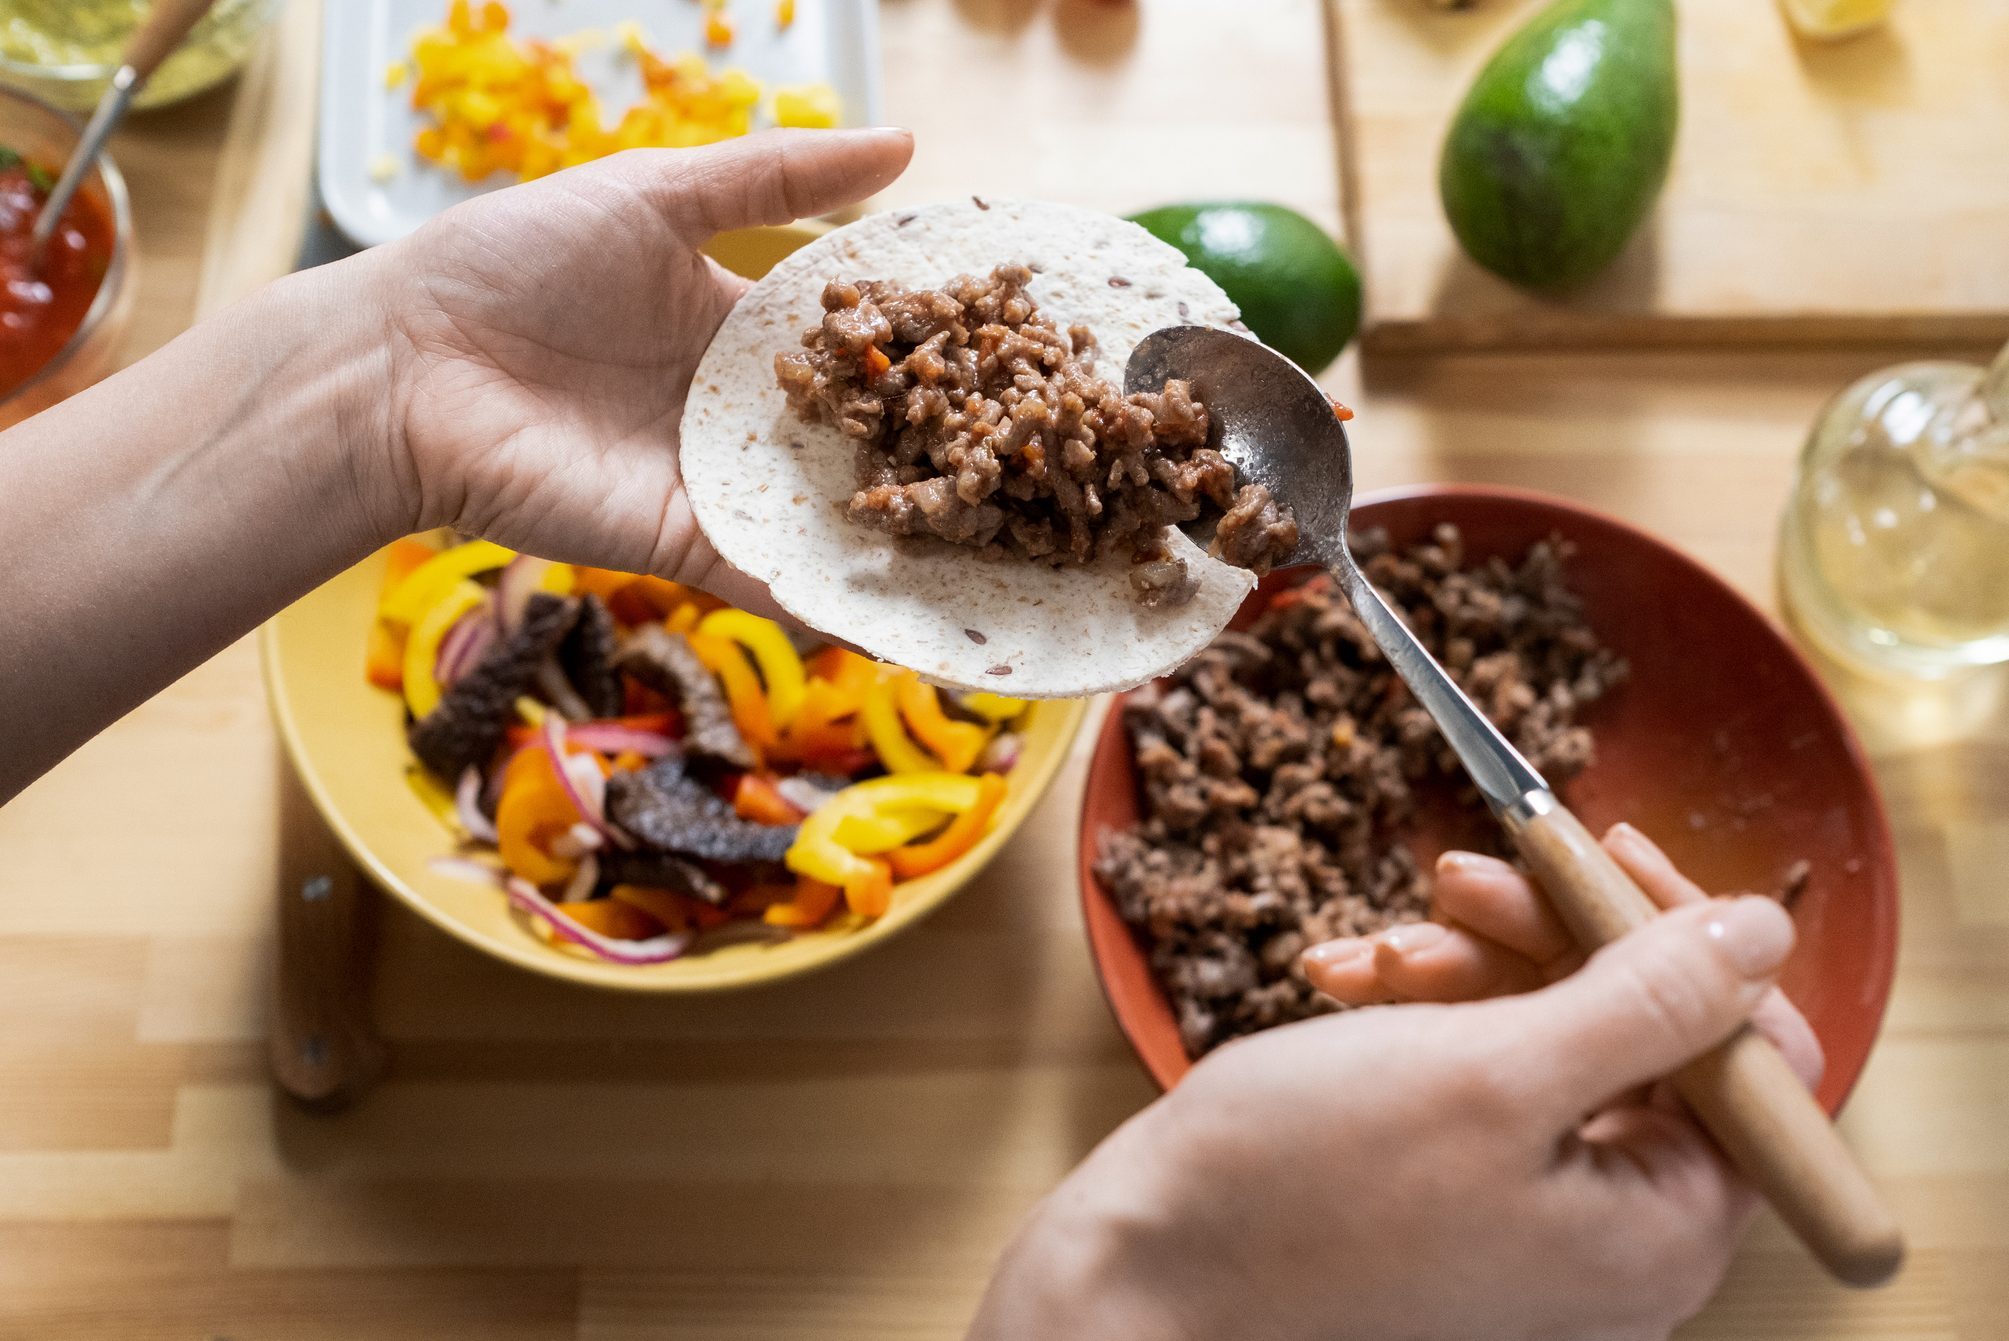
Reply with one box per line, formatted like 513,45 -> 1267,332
1126,325 -> 1904,1288
29,0 -> 220,269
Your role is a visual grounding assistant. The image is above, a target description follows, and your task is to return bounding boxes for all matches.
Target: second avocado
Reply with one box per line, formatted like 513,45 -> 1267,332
1439,0 -> 1677,290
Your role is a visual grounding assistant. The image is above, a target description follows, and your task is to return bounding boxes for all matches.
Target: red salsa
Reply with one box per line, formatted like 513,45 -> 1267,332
0,147 -> 114,398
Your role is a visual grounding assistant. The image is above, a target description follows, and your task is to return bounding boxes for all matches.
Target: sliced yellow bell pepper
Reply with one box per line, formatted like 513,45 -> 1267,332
403,579 -> 489,719
686,631 -> 779,756
895,675 -> 991,773
863,672 -> 939,774
786,772 -> 984,888
697,608 -> 807,728
958,691 -> 1029,723
889,773 -> 1008,878
380,539 -> 514,627
833,806 -> 947,854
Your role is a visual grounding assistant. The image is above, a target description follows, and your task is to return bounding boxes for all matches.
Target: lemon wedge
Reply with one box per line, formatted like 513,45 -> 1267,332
1778,0 -> 1892,40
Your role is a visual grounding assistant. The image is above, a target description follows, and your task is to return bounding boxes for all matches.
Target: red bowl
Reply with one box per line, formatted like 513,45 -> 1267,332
1079,485 -> 1899,1115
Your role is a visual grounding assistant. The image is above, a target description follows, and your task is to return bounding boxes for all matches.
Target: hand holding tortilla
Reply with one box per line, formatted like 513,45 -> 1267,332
680,198 -> 1293,698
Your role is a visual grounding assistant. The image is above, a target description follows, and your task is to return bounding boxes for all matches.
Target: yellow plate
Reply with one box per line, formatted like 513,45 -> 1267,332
261,224 -> 1088,992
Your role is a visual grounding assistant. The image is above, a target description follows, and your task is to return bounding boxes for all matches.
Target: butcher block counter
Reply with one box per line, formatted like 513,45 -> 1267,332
1,1 -> 2005,1336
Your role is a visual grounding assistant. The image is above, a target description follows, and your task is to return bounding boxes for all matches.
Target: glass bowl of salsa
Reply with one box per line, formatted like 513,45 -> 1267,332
0,84 -> 133,431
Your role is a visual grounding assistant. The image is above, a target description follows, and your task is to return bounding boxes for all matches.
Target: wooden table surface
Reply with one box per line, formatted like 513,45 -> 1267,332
4,1 -> 2007,1336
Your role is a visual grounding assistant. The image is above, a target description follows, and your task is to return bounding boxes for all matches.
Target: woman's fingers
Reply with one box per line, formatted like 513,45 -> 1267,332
1303,921 -> 1545,1004
1431,851 -> 1576,966
1498,896 -> 1795,1121
633,127 -> 916,241
1603,822 -> 1711,908
1751,986 -> 1826,1092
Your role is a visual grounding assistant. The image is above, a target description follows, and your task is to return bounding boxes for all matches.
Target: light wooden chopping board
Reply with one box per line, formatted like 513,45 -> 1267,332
1332,0 -> 2009,351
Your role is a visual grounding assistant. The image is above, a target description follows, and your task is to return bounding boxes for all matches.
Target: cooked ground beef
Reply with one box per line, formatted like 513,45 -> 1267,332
774,264 -> 1299,604
1094,526 -> 1629,1058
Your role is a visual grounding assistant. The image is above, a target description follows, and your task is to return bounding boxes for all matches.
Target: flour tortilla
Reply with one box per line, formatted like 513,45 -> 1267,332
680,199 -> 1255,698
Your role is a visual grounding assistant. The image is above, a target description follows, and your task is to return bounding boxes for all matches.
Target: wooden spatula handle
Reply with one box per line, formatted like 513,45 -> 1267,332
122,0 -> 221,85
1509,800 -> 1904,1287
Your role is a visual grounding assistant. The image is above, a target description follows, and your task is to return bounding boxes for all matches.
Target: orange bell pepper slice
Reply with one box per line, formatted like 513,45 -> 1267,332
763,876 -> 842,928
809,646 -> 880,703
614,883 -> 731,931
686,631 -> 778,757
734,773 -> 804,825
547,898 -> 662,941
774,679 -> 867,766
894,676 -> 990,773
496,751 -> 582,887
887,773 -> 1008,878
843,858 -> 894,919
365,623 -> 406,692
363,538 -> 438,690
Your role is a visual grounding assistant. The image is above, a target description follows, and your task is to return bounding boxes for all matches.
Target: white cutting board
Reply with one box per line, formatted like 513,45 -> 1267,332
318,0 -> 883,247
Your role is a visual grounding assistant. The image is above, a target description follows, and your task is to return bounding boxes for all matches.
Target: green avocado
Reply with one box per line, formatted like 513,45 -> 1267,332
1127,201 -> 1361,373
1439,0 -> 1678,290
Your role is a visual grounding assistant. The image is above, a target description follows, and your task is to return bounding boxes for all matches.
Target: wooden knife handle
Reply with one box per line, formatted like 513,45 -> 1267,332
270,767 -> 386,1112
1509,800 -> 1904,1288
123,0 -> 222,85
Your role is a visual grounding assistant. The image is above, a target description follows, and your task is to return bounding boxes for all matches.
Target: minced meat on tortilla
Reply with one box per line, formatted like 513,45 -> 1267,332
775,264 -> 1298,607
679,198 -> 1265,699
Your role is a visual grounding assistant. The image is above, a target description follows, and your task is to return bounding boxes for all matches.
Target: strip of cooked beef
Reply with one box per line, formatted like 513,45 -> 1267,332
557,592 -> 624,719
614,625 -> 755,769
408,594 -> 580,781
596,848 -> 729,906
774,264 -> 1298,605
1095,526 -> 1628,1059
605,752 -> 797,864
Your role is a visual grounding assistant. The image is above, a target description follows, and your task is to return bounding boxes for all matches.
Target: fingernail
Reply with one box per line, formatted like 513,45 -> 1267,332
1707,896 -> 1795,979
1301,938 -> 1370,969
1436,851 -> 1516,878
1379,922 -> 1449,956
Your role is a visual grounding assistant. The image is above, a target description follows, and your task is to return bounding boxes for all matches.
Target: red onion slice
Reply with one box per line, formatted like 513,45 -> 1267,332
455,767 -> 500,844
540,715 -> 634,850
774,775 -> 837,814
565,724 -> 676,758
549,821 -> 605,861
495,555 -> 553,635
430,855 -> 506,887
506,877 -> 692,964
535,658 -> 592,722
978,731 -> 1023,774
435,604 -> 496,687
560,851 -> 600,904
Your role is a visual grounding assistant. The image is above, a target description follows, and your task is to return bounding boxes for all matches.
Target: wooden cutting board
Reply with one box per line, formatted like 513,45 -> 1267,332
1332,0 -> 2009,351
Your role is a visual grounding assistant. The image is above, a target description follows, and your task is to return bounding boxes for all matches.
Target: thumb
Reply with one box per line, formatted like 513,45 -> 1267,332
630,127 -> 915,241
1510,896 -> 1796,1117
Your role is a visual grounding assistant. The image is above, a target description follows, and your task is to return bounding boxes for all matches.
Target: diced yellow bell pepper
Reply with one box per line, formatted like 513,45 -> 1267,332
403,579 -> 490,720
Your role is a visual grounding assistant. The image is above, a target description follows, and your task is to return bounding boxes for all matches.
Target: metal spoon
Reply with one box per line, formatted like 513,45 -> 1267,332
29,0 -> 220,268
1127,325 -> 1904,1289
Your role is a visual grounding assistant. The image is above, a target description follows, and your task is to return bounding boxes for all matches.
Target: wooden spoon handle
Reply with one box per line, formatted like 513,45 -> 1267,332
1509,800 -> 1904,1287
122,0 -> 222,85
